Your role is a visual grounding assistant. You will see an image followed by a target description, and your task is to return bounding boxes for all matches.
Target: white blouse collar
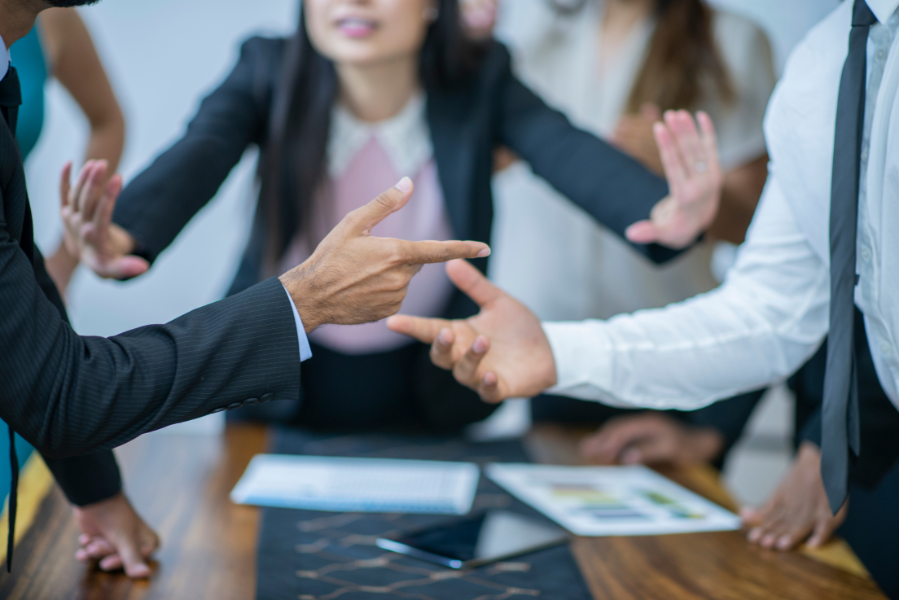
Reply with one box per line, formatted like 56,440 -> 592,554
327,92 -> 433,179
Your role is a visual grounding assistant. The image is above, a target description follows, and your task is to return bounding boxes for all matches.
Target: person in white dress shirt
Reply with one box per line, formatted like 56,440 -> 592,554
466,0 -> 775,473
394,1 -> 898,593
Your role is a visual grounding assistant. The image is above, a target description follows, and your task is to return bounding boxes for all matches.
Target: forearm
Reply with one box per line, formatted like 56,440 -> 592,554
1,231 -> 300,458
83,112 -> 125,174
544,179 -> 829,410
112,38 -> 271,263
495,51 -> 677,263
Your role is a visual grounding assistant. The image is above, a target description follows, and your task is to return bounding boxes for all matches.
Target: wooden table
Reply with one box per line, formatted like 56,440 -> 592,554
0,424 -> 885,600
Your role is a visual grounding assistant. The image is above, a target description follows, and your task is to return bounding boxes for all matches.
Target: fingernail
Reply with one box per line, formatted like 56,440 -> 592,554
777,535 -> 791,550
747,528 -> 761,542
394,177 -> 412,192
739,507 -> 754,519
477,247 -> 491,258
438,329 -> 452,346
473,337 -> 488,353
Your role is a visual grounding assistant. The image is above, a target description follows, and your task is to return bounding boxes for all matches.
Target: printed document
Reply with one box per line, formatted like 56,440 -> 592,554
232,455 -> 479,515
486,464 -> 741,536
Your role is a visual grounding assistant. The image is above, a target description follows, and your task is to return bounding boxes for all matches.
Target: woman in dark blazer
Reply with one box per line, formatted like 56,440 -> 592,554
66,0 -> 719,433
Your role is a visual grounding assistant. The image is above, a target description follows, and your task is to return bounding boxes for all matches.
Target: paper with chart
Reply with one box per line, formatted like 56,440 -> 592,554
231,454 -> 479,515
486,464 -> 741,536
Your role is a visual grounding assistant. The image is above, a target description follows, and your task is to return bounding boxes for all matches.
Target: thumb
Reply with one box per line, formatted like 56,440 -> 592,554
445,259 -> 504,308
347,177 -> 414,235
625,220 -> 659,244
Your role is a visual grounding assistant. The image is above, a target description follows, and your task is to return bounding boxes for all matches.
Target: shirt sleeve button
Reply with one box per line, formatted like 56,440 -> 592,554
227,401 -> 243,410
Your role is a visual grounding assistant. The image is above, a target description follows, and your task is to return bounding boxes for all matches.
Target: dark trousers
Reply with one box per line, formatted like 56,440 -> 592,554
230,340 -> 495,433
839,461 -> 899,599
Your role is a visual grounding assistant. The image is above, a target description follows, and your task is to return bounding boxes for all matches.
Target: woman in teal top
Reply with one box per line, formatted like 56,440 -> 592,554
2,9 -> 154,580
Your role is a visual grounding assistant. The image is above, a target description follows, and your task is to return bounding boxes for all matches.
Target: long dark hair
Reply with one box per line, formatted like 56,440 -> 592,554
549,0 -> 735,113
258,0 -> 483,266
626,0 -> 734,114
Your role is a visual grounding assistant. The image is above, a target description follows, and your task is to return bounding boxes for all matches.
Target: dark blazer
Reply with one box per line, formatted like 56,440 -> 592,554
0,71 -> 303,461
113,37 -> 677,320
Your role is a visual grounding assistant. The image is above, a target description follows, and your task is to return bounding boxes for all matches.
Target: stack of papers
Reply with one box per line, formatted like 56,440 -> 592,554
231,455 -> 479,515
486,464 -> 741,536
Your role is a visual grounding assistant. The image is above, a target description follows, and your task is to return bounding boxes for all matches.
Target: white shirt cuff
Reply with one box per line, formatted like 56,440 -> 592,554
542,321 -> 621,405
282,283 -> 313,362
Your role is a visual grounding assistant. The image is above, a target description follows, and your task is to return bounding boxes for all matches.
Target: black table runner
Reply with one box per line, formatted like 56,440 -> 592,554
255,428 -> 592,600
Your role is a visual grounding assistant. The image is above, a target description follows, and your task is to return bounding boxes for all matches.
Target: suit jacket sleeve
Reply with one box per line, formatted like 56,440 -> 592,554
0,193 -> 301,459
112,37 -> 279,263
492,44 -> 680,263
28,247 -> 123,505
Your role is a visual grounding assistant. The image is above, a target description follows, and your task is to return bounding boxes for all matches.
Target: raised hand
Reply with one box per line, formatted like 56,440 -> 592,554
386,259 -> 556,403
280,178 -> 491,332
625,110 -> 723,249
60,160 -> 147,280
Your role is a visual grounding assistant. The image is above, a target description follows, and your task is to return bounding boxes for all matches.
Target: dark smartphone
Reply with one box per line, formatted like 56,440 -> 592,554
376,510 -> 569,569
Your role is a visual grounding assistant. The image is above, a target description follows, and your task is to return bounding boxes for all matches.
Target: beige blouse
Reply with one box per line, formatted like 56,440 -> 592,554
490,0 -> 777,321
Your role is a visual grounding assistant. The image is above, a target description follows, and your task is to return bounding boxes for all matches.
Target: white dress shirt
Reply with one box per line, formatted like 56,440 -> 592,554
0,29 -> 312,361
490,0 -> 775,322
544,0 -> 899,410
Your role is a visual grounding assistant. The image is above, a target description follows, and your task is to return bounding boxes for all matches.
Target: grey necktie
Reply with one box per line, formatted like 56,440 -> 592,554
821,0 -> 878,515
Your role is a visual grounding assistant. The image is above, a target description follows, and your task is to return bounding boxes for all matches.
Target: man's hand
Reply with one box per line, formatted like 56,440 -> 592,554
280,178 -> 490,332
387,259 -> 555,402
60,160 -> 147,280
625,110 -> 723,249
741,442 -> 848,551
72,492 -> 160,578
580,412 -> 724,466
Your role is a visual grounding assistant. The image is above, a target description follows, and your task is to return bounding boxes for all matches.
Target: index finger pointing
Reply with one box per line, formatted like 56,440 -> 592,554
397,239 -> 490,265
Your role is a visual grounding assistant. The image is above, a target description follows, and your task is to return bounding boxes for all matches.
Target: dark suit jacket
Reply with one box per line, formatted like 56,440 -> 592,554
113,37 -> 677,319
0,89 -> 303,461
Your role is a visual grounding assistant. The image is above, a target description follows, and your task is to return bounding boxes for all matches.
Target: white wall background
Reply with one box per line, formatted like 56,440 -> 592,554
25,1 -> 840,488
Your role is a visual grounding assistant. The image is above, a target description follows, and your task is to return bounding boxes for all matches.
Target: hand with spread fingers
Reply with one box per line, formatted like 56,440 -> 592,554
59,160 -> 148,280
387,259 -> 555,402
741,442 -> 848,551
625,110 -> 723,249
280,178 -> 490,332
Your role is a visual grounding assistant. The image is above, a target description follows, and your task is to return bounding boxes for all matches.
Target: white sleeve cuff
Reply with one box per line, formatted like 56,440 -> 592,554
282,283 -> 313,362
542,320 -> 625,405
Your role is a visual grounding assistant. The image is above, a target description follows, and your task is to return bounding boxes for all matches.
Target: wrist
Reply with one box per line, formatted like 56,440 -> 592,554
279,267 -> 324,333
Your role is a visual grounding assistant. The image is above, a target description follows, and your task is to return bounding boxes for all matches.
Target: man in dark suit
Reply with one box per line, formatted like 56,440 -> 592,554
0,0 -> 490,576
